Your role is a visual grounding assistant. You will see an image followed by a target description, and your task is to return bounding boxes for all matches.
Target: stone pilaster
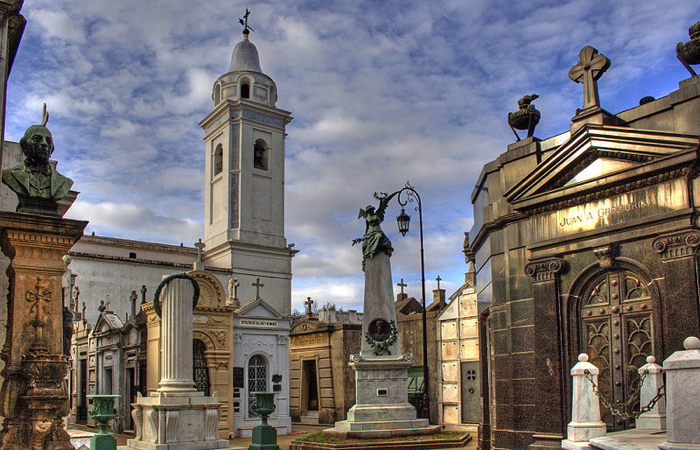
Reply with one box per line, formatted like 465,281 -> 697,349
0,211 -> 86,450
652,230 -> 700,357
526,257 -> 567,449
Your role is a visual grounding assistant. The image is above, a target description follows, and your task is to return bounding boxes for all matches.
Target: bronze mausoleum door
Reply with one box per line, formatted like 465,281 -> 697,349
579,268 -> 655,430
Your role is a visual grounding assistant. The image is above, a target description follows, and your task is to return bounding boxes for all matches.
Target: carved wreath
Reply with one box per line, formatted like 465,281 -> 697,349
365,320 -> 398,356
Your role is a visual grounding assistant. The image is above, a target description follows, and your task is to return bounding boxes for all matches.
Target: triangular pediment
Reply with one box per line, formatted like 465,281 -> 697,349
506,124 -> 699,210
436,297 -> 459,321
94,312 -> 124,333
236,298 -> 284,319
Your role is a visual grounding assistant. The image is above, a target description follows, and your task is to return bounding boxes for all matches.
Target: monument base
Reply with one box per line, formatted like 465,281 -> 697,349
127,392 -> 229,450
324,354 -> 439,439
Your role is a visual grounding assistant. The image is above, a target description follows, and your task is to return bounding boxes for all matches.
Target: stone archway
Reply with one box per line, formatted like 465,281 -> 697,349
567,261 -> 660,430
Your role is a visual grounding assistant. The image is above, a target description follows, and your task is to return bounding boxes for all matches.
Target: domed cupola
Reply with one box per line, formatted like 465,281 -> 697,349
212,13 -> 277,108
230,32 -> 262,73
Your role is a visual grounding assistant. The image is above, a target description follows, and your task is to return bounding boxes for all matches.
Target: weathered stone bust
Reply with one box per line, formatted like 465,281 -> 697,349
2,111 -> 73,215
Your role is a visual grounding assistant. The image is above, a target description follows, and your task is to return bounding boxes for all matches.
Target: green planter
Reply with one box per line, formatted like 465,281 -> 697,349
249,392 -> 280,450
87,394 -> 120,450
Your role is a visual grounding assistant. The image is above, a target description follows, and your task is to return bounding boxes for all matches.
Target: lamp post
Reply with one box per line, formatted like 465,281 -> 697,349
392,182 -> 429,421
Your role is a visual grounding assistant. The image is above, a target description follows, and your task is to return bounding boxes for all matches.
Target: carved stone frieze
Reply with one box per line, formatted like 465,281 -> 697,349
652,230 -> 700,260
211,330 -> 227,348
529,167 -> 689,215
526,257 -> 567,282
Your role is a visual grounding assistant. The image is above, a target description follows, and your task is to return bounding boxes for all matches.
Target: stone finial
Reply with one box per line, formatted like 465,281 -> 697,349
507,94 -> 540,141
569,46 -> 610,111
677,21 -> 700,76
684,336 -> 700,350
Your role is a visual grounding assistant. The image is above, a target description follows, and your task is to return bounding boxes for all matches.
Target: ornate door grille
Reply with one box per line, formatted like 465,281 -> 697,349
248,354 -> 268,418
581,270 -> 653,430
193,339 -> 210,396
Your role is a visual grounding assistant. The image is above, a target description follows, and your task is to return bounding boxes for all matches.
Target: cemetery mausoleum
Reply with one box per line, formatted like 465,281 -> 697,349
466,24 -> 700,450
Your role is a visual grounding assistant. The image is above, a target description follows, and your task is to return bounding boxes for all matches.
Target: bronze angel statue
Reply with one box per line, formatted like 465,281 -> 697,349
353,191 -> 399,269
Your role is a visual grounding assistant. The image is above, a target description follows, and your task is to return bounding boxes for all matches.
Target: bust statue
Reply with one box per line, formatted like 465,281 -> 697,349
2,108 -> 73,215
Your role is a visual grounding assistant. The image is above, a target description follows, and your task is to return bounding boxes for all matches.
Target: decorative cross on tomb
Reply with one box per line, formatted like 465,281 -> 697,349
228,276 -> 240,306
194,238 -> 205,263
397,278 -> 407,295
568,45 -> 610,110
305,297 -> 314,316
252,277 -> 264,300
141,285 -> 147,304
436,275 -> 442,290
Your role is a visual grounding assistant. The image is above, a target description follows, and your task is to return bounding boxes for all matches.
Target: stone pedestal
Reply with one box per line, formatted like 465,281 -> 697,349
0,211 -> 87,450
561,354 -> 606,450
635,356 -> 666,430
326,355 -> 438,438
659,337 -> 700,450
127,277 -> 228,450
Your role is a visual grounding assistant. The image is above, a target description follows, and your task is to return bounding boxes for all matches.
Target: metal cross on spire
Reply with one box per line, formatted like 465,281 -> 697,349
568,45 -> 610,110
397,278 -> 407,295
252,277 -> 264,300
435,275 -> 442,290
239,8 -> 255,35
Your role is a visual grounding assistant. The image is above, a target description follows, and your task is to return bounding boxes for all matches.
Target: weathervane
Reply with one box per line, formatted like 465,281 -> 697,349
239,8 -> 254,35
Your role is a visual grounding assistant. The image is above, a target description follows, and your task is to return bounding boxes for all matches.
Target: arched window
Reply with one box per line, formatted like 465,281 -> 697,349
193,339 -> 210,396
214,144 -> 223,176
214,84 -> 221,105
254,139 -> 268,171
269,85 -> 276,106
240,81 -> 250,99
247,354 -> 268,417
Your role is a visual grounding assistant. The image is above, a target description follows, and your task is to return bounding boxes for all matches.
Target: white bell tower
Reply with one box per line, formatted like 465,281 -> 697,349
199,26 -> 294,314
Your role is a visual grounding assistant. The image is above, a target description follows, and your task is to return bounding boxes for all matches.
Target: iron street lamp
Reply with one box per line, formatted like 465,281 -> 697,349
389,182 -> 429,420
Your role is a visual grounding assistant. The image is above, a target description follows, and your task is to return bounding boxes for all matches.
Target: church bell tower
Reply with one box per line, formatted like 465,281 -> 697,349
199,23 -> 294,314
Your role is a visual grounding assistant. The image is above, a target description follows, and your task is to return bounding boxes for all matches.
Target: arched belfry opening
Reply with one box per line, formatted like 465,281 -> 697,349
214,144 -> 223,176
214,84 -> 221,105
254,139 -> 268,170
567,261 -> 660,431
240,80 -> 250,99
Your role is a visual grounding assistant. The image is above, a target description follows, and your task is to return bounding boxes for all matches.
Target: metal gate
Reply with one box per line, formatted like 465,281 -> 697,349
460,361 -> 481,423
581,269 -> 654,430
193,339 -> 210,396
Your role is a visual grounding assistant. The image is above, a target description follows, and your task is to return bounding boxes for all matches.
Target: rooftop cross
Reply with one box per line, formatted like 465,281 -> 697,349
305,297 -> 314,316
568,45 -> 610,110
252,277 -> 264,300
436,275 -> 442,290
194,239 -> 205,263
397,278 -> 407,294
239,8 -> 255,35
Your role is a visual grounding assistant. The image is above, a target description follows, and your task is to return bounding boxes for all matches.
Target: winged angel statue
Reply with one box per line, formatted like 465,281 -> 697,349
353,191 -> 398,269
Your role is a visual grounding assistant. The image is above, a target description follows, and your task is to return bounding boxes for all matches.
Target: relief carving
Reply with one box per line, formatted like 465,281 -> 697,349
593,244 -> 618,269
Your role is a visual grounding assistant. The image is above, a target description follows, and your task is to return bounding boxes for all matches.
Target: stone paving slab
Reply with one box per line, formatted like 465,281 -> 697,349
590,429 -> 667,450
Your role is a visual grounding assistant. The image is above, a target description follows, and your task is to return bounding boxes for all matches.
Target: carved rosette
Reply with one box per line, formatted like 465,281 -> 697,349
652,231 -> 700,260
526,258 -> 567,282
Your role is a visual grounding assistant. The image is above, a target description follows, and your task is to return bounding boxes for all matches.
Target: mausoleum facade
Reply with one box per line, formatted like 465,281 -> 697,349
466,27 -> 700,450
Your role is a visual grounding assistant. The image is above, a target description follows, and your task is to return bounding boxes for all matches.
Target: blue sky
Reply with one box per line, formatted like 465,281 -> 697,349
5,0 -> 700,312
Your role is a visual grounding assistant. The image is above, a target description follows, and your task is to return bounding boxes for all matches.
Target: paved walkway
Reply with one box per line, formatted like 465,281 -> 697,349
76,423 -> 476,450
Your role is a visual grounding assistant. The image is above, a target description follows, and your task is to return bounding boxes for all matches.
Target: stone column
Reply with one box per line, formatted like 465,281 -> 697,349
561,353 -> 606,450
659,336 -> 700,450
0,211 -> 86,450
635,355 -> 665,430
157,277 -> 198,394
526,257 -> 567,449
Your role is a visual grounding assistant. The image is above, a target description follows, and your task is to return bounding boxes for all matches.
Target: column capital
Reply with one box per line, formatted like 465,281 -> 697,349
526,257 -> 567,282
652,230 -> 700,261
